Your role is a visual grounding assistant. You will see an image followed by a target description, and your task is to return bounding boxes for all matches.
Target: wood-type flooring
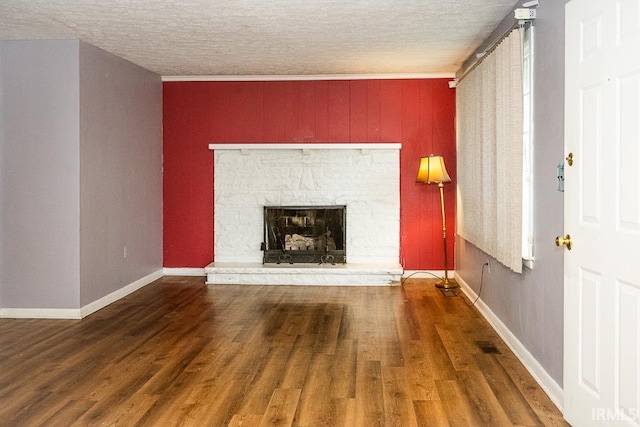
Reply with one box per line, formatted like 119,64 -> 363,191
0,276 -> 567,426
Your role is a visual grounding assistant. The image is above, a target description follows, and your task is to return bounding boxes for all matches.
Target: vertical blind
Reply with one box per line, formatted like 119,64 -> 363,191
456,28 -> 524,273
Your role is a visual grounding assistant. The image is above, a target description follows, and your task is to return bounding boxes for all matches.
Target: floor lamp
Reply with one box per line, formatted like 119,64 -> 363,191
416,155 -> 458,289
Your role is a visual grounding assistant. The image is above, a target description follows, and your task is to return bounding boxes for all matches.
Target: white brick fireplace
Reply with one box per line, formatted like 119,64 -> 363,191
204,143 -> 403,285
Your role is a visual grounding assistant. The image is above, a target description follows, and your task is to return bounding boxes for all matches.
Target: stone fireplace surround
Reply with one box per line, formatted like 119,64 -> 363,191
204,143 -> 403,285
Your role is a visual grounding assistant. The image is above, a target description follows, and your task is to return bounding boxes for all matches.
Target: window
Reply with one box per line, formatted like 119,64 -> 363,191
522,23 -> 534,267
456,25 -> 528,273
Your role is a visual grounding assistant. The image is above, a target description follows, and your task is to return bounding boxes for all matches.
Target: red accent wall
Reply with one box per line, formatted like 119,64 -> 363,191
163,79 -> 456,270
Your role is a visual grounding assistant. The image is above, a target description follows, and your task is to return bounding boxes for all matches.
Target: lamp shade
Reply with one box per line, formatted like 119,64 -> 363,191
416,155 -> 451,184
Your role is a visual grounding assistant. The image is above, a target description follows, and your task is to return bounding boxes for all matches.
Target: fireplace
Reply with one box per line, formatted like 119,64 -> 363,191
205,143 -> 403,286
263,205 -> 346,264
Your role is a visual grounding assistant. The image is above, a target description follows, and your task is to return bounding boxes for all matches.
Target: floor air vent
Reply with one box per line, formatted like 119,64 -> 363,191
476,341 -> 501,354
440,289 -> 457,297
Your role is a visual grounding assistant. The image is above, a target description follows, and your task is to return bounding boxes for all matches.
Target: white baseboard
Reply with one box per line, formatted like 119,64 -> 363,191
80,269 -> 164,318
163,267 -> 205,276
454,272 -> 564,412
0,269 -> 164,319
0,307 -> 83,319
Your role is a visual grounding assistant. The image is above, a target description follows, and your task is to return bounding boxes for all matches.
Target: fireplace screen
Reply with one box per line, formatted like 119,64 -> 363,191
263,206 -> 346,264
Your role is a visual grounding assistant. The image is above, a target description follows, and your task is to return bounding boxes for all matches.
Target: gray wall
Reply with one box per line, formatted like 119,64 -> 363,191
0,43 -> 3,308
0,40 -> 162,311
0,40 -> 81,309
79,42 -> 163,305
455,0 -> 565,386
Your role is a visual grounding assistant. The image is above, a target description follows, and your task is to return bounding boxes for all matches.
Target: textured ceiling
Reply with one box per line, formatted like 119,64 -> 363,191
0,0 -> 518,77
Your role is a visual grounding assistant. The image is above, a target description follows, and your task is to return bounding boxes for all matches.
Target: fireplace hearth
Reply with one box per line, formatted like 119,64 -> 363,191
263,206 -> 346,264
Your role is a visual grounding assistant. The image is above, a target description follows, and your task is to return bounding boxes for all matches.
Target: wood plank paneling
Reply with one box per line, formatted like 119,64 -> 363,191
349,80 -> 369,142
366,80 -> 382,142
314,80 -> 329,142
162,83 -> 215,267
263,82 -> 288,142
326,80 -> 351,142
163,79 -> 456,270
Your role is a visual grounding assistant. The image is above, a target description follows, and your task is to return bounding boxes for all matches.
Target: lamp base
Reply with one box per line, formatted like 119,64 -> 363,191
436,278 -> 459,289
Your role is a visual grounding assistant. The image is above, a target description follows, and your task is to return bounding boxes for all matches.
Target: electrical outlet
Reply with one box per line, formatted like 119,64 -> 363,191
486,260 -> 491,273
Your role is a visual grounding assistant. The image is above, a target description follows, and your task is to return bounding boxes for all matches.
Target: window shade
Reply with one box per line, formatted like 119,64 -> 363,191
456,28 -> 524,273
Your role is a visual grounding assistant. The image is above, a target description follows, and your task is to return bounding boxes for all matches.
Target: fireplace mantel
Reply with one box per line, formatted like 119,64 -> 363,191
208,142 -> 401,151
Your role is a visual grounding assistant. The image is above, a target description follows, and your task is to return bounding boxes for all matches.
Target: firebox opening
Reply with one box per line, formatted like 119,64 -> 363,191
263,205 -> 346,265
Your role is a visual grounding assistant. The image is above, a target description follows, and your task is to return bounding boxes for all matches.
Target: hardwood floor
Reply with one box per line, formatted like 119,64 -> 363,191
0,276 -> 567,426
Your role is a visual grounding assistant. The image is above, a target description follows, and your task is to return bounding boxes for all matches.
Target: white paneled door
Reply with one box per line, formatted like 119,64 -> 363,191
564,0 -> 640,425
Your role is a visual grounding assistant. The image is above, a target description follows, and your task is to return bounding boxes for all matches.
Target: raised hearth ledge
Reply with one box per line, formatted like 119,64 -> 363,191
204,262 -> 403,286
208,143 -> 401,151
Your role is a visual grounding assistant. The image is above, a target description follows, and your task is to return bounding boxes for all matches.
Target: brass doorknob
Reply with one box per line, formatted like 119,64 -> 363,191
555,234 -> 572,250
566,152 -> 574,166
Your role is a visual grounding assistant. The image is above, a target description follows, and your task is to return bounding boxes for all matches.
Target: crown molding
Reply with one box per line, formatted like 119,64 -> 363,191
162,73 -> 455,82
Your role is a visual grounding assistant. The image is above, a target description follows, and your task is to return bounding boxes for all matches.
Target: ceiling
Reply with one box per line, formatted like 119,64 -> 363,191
0,0 -> 518,78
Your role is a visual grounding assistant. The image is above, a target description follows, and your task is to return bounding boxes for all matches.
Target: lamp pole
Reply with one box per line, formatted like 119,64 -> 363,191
437,181 -> 456,288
